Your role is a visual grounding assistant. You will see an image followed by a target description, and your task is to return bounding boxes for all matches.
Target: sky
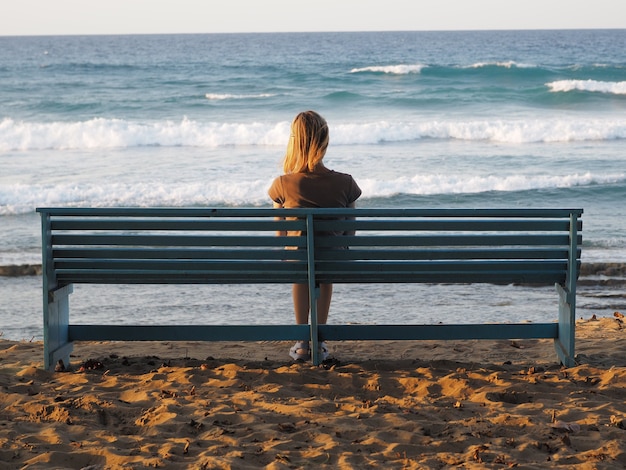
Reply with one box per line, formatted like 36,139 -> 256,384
2,0 -> 624,36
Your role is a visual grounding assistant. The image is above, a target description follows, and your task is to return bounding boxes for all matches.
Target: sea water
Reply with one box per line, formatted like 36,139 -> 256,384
1,30 -> 625,340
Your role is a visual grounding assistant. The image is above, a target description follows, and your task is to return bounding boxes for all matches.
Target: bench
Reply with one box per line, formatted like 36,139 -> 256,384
37,207 -> 582,370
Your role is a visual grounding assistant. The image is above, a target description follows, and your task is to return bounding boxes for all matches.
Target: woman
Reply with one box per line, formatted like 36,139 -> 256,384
268,111 -> 361,361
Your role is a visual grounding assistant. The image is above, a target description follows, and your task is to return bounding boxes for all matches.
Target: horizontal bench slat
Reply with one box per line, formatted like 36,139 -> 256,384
56,270 -> 308,283
38,207 -> 584,218
315,271 -> 567,284
317,234 -> 580,247
51,247 -> 581,262
50,233 -> 579,248
55,266 -> 568,285
51,234 -> 305,247
66,323 -> 559,342
317,260 -> 569,272
51,219 -> 307,231
69,324 -> 311,341
54,261 -> 569,280
317,248 -> 581,261
52,247 -> 309,260
315,219 -> 581,232
318,323 -> 559,340
55,259 -> 307,272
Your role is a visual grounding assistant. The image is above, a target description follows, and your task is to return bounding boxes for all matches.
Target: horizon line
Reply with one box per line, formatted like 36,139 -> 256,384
2,27 -> 625,38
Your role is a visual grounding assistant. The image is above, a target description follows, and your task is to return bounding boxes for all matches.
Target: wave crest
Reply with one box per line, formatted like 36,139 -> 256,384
205,93 -> 276,100
463,61 -> 536,69
350,64 -> 427,74
546,79 -> 626,95
0,117 -> 291,151
2,173 -> 623,216
2,116 -> 626,152
358,172 -> 626,197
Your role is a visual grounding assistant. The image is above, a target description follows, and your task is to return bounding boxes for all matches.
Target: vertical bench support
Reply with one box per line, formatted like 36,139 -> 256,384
306,214 -> 321,365
554,211 -> 578,367
45,285 -> 74,370
41,212 -> 74,370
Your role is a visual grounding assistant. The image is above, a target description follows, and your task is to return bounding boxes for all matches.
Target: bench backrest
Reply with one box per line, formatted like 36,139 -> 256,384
38,208 -> 582,289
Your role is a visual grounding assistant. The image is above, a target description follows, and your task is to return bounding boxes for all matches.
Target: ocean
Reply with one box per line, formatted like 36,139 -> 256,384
1,30 -> 625,342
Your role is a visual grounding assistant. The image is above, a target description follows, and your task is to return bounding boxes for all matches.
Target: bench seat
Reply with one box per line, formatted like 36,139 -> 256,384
37,207 -> 582,369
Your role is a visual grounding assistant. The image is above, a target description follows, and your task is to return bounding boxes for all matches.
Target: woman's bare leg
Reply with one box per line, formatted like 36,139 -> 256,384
292,283 -> 333,324
317,283 -> 332,324
292,283 -> 310,325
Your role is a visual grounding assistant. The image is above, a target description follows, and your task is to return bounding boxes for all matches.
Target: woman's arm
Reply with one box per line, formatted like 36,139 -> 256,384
273,201 -> 287,237
344,201 -> 356,236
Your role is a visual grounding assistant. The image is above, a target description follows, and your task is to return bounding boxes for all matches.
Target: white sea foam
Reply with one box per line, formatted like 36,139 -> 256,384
546,79 -> 626,95
350,64 -> 427,74
205,93 -> 276,100
0,118 -> 291,151
331,119 -> 626,144
464,61 -> 536,69
2,116 -> 626,152
0,179 -> 274,216
2,172 -> 623,216
358,172 -> 625,197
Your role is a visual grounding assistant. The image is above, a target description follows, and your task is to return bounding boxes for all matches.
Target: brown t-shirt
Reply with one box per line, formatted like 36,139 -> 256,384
268,170 -> 361,209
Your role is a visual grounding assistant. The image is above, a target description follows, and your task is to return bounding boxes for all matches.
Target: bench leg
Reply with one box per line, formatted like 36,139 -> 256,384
555,283 -> 576,367
305,213 -> 322,365
44,284 -> 74,371
310,283 -> 321,365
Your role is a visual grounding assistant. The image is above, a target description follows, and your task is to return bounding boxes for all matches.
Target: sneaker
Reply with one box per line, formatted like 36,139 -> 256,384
289,341 -> 310,361
319,341 -> 329,360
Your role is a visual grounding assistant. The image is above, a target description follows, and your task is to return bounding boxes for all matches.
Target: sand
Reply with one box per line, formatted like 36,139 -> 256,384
1,314 -> 625,469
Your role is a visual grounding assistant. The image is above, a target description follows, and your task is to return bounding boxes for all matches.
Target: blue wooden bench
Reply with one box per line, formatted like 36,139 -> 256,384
37,207 -> 582,370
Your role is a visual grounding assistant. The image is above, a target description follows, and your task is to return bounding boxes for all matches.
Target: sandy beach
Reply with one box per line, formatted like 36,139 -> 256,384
0,314 -> 624,469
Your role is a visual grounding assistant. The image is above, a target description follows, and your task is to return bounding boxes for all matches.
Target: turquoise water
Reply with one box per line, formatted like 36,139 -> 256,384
1,30 -> 625,340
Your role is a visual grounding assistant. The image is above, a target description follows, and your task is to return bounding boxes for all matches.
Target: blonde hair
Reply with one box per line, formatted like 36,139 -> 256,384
283,111 -> 329,173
